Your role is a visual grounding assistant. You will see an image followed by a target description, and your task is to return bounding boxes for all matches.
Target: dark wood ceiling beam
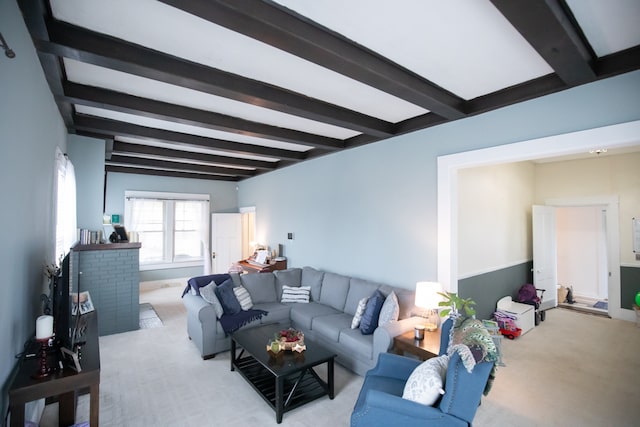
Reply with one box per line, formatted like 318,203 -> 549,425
17,0 -> 73,126
39,20 -> 394,138
465,74 -> 566,116
490,0 -> 596,87
594,45 -> 640,78
72,114 -> 308,161
106,165 -> 239,181
112,141 -> 277,170
159,0 -> 465,120
108,155 -> 255,177
62,82 -> 344,150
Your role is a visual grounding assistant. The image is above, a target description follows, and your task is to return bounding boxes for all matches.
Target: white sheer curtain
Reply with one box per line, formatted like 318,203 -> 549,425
199,201 -> 211,275
55,147 -> 77,265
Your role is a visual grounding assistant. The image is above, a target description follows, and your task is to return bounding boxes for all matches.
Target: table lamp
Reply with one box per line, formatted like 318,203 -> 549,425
415,281 -> 443,334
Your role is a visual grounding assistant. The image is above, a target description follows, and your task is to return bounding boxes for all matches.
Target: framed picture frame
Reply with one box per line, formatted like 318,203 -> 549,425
102,224 -> 116,243
72,291 -> 95,316
61,347 -> 82,372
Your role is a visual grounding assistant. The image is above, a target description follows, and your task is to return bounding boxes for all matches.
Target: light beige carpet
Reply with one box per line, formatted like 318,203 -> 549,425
40,284 -> 640,426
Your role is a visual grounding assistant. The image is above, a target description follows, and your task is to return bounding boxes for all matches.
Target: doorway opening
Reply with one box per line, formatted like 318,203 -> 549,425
551,202 -> 613,317
437,119 -> 639,321
240,207 -> 256,259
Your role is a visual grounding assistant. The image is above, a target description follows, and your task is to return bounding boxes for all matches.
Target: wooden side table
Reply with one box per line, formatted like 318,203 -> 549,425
9,313 -> 100,427
393,328 -> 442,361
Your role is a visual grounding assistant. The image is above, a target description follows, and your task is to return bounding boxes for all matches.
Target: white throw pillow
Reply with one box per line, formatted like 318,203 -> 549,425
200,281 -> 224,319
351,297 -> 369,329
281,285 -> 311,303
402,355 -> 449,406
378,291 -> 400,326
233,285 -> 254,310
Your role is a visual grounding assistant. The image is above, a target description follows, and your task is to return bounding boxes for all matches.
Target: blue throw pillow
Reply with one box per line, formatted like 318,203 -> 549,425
359,290 -> 385,335
214,278 -> 242,315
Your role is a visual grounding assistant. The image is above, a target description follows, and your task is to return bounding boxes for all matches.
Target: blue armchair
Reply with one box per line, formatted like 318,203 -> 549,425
350,319 -> 494,427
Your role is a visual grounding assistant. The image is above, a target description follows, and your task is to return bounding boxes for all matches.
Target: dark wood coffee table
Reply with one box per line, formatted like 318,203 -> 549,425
230,324 -> 337,423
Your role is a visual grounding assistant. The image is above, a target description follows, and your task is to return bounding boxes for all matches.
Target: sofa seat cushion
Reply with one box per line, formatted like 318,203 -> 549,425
339,328 -> 374,360
214,314 -> 263,335
254,302 -> 291,324
344,278 -> 381,316
240,272 -> 277,303
289,302 -> 341,330
319,272 -> 351,311
311,313 -> 352,341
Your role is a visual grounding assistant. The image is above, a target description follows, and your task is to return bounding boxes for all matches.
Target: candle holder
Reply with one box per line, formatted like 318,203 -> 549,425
32,338 -> 52,379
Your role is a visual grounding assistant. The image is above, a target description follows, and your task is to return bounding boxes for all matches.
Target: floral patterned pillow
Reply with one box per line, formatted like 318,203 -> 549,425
402,355 -> 449,406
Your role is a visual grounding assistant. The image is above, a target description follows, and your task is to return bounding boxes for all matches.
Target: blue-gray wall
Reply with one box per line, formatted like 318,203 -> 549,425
458,262 -> 534,321
67,134 -> 106,231
0,0 -> 68,418
621,266 -> 640,310
238,71 -> 640,291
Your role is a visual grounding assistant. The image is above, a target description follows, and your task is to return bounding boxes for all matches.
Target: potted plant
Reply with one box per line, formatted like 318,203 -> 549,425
438,292 -> 476,326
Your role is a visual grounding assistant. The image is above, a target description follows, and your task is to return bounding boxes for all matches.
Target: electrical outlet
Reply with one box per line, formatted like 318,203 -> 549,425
287,232 -> 294,240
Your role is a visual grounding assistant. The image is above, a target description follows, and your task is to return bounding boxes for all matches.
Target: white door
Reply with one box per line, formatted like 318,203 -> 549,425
211,213 -> 242,274
532,205 -> 558,310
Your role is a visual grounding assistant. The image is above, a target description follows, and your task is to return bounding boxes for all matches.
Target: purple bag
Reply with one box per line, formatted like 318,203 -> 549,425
517,283 -> 540,304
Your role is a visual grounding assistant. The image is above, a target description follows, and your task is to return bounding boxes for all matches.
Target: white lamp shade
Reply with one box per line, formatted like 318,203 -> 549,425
415,282 -> 443,309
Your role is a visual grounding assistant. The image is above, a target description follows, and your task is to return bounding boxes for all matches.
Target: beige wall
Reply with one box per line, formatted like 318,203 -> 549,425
458,152 -> 640,277
535,152 -> 640,265
458,161 -> 535,277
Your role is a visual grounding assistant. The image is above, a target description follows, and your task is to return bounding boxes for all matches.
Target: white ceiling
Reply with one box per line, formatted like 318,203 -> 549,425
18,0 -> 640,180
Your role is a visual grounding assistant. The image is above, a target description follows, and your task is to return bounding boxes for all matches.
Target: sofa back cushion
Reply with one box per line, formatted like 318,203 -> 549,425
319,272 -> 350,311
344,278 -> 381,316
240,272 -> 277,304
273,268 -> 302,299
379,285 -> 415,319
301,266 -> 324,301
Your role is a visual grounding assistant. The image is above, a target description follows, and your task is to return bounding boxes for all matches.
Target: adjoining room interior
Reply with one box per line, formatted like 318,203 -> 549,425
3,0 -> 640,426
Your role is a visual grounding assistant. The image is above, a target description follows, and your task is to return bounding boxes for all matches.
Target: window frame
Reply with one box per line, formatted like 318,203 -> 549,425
124,191 -> 210,271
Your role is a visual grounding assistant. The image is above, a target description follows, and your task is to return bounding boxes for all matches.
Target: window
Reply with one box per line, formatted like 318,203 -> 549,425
54,148 -> 77,265
125,191 -> 209,270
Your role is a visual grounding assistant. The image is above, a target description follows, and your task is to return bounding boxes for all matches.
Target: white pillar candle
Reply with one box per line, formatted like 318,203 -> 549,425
36,315 -> 53,339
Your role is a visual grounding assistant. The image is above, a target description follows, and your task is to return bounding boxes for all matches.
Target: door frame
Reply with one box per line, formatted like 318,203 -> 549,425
545,196 -> 620,319
437,119 -> 640,322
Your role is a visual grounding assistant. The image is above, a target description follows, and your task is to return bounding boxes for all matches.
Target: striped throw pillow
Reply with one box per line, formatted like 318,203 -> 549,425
233,285 -> 254,310
281,285 -> 311,303
351,297 -> 369,329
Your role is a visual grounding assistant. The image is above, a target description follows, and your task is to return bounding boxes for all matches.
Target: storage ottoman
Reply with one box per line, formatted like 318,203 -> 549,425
496,296 -> 535,335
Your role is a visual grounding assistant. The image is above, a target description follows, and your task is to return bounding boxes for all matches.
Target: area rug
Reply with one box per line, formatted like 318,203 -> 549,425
593,301 -> 608,310
139,303 -> 163,329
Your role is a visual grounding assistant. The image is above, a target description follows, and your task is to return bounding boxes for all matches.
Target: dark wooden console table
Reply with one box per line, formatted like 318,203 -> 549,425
238,258 -> 287,273
9,312 -> 100,427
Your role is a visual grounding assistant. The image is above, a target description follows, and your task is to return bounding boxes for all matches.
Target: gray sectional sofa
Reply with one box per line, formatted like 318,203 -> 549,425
182,266 -> 422,375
